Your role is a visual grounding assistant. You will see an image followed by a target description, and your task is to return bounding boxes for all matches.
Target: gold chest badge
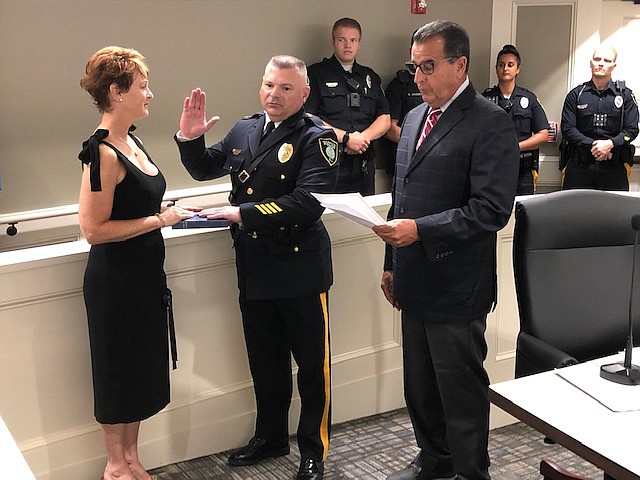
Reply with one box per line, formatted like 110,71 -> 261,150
278,143 -> 293,163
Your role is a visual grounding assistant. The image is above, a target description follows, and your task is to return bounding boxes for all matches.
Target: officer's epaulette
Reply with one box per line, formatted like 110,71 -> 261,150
242,112 -> 263,120
482,85 -> 498,95
304,113 -> 330,129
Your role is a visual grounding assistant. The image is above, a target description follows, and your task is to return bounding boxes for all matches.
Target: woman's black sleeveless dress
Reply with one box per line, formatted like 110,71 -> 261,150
82,131 -> 170,424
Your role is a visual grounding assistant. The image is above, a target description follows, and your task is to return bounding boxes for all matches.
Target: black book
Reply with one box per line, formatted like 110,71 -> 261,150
172,217 -> 229,229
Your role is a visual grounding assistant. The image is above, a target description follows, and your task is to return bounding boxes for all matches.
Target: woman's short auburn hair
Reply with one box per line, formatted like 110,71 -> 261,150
80,46 -> 148,113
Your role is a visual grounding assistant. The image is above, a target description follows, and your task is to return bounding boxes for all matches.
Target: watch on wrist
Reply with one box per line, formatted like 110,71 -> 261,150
343,132 -> 350,145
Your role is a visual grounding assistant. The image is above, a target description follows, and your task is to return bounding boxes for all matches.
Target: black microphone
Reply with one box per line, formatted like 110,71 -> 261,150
600,214 -> 640,385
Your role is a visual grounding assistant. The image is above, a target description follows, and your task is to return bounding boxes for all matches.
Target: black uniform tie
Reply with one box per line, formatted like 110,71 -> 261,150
261,121 -> 275,143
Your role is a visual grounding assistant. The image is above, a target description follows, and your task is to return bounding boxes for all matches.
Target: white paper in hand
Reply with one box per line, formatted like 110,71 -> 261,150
311,192 -> 386,228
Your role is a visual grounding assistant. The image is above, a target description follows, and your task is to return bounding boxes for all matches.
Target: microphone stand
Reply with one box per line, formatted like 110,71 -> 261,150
600,224 -> 640,386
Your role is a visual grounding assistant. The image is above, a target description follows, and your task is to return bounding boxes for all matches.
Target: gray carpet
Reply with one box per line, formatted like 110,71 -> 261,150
150,408 -> 602,479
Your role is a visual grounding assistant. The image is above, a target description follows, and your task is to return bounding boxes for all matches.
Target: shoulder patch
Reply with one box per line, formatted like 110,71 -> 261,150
319,138 -> 338,167
632,91 -> 638,107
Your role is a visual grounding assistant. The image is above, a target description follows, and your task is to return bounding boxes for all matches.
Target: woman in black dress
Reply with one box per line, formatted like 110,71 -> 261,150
78,46 -> 195,480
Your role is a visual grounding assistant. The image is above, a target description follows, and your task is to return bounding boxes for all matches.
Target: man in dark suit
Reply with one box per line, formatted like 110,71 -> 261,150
175,55 -> 338,480
373,21 -> 519,480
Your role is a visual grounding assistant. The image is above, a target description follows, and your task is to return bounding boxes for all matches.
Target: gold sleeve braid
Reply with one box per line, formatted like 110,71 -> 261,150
254,202 -> 283,215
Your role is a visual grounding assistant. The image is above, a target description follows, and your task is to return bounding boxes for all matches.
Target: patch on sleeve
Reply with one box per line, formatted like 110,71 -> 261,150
319,138 -> 338,167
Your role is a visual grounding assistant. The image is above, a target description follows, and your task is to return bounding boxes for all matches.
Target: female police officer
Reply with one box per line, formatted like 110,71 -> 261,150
483,44 -> 549,195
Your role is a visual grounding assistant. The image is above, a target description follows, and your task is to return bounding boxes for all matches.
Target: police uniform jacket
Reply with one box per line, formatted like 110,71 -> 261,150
561,80 -> 639,149
386,69 -> 424,128
176,108 -> 339,300
306,55 -> 390,133
384,83 -> 518,317
482,85 -> 549,144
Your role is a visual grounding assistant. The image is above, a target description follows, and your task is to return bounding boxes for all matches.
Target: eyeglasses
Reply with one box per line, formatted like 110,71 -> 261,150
405,57 -> 457,75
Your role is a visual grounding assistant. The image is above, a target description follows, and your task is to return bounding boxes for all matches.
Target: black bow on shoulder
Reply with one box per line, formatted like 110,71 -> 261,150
78,129 -> 109,192
78,125 -> 136,192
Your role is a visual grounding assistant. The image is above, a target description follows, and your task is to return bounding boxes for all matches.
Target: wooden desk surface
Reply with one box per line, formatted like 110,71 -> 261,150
490,360 -> 640,480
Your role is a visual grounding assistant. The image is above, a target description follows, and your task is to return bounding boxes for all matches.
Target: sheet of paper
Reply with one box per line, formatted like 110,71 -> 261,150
312,192 -> 386,228
556,348 -> 640,412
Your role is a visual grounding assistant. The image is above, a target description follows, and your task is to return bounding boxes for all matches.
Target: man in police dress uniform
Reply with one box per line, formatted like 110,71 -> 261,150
175,55 -> 338,480
483,44 -> 549,195
306,17 -> 390,195
560,44 -> 639,190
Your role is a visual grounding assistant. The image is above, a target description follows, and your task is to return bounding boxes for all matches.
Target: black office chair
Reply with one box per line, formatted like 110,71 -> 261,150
513,189 -> 640,480
513,189 -> 640,378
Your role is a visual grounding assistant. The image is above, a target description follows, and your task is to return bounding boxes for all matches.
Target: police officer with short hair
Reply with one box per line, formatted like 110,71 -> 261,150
382,36 -> 424,176
306,17 -> 390,196
175,55 -> 338,480
560,44 -> 639,191
483,44 -> 549,195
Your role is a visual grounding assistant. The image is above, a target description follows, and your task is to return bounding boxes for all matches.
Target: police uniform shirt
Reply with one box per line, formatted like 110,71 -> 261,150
176,108 -> 339,300
561,79 -> 639,147
386,69 -> 424,129
306,55 -> 390,133
482,85 -> 549,143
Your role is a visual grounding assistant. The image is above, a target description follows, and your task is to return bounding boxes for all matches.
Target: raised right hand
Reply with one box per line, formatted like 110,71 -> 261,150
179,88 -> 220,140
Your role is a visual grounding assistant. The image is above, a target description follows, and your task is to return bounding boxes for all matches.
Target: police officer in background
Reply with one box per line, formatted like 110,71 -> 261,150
175,55 -> 338,480
306,17 -> 390,195
560,44 -> 639,190
382,33 -> 424,176
483,44 -> 549,195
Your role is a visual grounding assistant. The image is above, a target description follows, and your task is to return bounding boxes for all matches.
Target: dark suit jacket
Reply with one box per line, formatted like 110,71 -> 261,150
176,108 -> 339,300
384,83 -> 519,317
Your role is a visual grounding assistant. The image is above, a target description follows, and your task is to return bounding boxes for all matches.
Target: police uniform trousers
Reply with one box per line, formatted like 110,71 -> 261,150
239,291 -> 332,462
516,170 -> 535,196
562,160 -> 630,191
401,309 -> 491,480
335,153 -> 375,196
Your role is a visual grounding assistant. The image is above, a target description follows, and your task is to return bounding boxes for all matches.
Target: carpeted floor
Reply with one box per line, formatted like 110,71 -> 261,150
150,408 -> 603,479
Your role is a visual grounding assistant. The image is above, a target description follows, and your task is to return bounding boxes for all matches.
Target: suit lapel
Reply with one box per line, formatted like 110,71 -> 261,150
407,84 -> 475,175
247,118 -> 263,158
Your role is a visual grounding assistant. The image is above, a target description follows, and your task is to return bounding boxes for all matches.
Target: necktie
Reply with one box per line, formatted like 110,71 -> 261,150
261,121 -> 275,143
416,108 -> 441,149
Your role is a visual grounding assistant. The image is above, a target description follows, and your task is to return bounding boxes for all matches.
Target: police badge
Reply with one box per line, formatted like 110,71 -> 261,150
614,95 -> 623,109
520,97 -> 529,109
319,138 -> 338,166
278,143 -> 293,163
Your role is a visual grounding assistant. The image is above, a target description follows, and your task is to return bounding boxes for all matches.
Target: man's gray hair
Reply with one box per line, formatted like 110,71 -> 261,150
413,20 -> 471,73
267,55 -> 308,81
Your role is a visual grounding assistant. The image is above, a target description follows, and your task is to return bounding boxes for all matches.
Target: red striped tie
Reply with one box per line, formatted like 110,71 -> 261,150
416,108 -> 442,148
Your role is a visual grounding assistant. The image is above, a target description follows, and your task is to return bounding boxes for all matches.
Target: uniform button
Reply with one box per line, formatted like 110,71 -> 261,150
280,226 -> 286,231
399,207 -> 405,214
281,174 -> 286,180
404,177 -> 410,184
293,246 -> 299,252
247,187 -> 253,195
250,231 -> 258,239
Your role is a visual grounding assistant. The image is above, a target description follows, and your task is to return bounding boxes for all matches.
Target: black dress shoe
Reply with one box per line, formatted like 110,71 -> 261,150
387,454 -> 455,480
227,436 -> 289,466
387,456 -> 422,480
296,458 -> 324,480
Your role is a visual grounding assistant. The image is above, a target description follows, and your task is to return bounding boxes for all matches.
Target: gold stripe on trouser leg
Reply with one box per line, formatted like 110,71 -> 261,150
319,291 -> 331,460
561,166 -> 567,189
625,163 -> 632,183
